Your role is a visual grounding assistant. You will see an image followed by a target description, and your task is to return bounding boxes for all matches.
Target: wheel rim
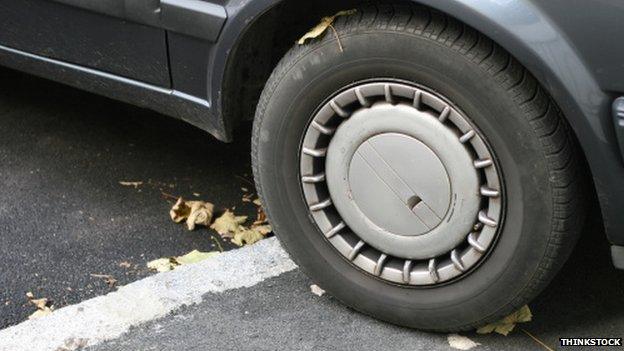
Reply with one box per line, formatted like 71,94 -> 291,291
299,81 -> 503,286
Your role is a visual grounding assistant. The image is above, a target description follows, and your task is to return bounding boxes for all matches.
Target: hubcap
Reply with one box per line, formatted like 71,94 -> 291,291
300,81 -> 503,285
349,133 -> 451,235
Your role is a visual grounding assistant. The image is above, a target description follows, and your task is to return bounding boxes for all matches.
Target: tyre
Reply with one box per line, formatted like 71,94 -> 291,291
252,4 -> 584,331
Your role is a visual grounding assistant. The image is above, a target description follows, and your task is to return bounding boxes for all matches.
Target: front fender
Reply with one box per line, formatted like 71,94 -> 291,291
410,0 -> 624,245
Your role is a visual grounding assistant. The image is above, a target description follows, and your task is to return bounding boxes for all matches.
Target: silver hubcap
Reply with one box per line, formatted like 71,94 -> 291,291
300,81 -> 503,285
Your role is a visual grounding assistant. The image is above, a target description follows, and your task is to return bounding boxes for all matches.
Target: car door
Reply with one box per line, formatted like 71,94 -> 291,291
0,0 -> 170,87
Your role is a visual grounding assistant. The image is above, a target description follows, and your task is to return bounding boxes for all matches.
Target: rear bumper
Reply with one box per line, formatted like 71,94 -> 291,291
611,245 -> 624,270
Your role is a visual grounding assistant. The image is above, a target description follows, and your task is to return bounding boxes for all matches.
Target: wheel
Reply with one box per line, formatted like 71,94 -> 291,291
252,4 -> 584,331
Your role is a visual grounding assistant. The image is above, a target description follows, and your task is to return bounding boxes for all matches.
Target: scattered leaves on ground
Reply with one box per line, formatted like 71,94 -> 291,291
167,191 -> 273,250
310,284 -> 326,297
297,10 -> 357,45
119,181 -> 143,189
147,250 -> 219,272
476,305 -> 533,336
447,334 -> 480,350
170,198 -> 214,231
26,292 -> 54,320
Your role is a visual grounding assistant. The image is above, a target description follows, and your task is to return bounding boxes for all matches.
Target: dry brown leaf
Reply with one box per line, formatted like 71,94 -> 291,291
252,224 -> 272,236
476,305 -> 533,336
254,206 -> 268,226
210,210 -> 247,238
231,228 -> 265,247
170,198 -> 190,223
28,307 -> 53,320
297,10 -> 357,45
175,250 -> 219,265
170,198 -> 214,231
30,298 -> 48,310
147,250 -> 219,272
232,224 -> 272,246
26,292 -> 54,320
119,181 -> 143,189
118,261 -> 132,269
90,274 -> 118,288
185,201 -> 214,231
310,284 -> 325,297
147,258 -> 177,272
242,195 -> 253,203
447,334 -> 480,350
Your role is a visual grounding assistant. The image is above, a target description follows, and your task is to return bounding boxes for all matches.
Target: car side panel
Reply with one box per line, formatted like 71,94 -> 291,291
0,0 -> 170,86
533,0 -> 624,93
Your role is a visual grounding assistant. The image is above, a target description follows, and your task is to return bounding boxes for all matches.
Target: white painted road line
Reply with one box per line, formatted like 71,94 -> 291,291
0,238 -> 297,351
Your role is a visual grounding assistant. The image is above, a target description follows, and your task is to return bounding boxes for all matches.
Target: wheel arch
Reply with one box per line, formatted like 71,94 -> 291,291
216,0 -> 624,245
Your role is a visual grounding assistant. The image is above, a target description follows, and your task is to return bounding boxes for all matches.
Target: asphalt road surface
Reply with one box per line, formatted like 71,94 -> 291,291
0,66 -> 623,350
0,67 -> 255,328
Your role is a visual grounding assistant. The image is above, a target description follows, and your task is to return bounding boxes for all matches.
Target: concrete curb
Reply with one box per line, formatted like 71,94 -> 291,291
0,238 -> 296,351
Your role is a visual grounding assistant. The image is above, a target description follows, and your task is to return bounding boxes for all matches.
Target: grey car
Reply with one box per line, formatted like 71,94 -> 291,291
1,0 -> 623,331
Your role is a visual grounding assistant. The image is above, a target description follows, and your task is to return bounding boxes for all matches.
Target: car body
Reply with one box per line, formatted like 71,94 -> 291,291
1,0 -> 623,329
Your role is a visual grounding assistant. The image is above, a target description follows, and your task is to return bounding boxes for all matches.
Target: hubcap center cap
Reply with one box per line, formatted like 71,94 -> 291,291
349,133 -> 451,236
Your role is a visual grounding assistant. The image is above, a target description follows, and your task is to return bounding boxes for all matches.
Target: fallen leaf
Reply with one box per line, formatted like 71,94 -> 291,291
232,228 -> 265,246
119,181 -> 143,189
447,334 -> 480,350
231,222 -> 272,247
28,307 -> 53,320
90,274 -> 118,288
252,224 -> 272,236
170,198 -> 214,231
253,205 -> 268,226
175,250 -> 219,265
210,210 -> 247,238
26,292 -> 54,320
310,284 -> 325,297
147,250 -> 219,272
147,258 -> 177,272
118,261 -> 132,269
30,298 -> 48,310
476,305 -> 532,336
297,10 -> 357,45
252,198 -> 262,207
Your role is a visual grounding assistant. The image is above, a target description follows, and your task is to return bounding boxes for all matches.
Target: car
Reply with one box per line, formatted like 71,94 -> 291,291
1,0 -> 623,332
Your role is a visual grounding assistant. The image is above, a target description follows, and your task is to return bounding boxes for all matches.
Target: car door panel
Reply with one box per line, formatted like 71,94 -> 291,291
0,0 -> 170,87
